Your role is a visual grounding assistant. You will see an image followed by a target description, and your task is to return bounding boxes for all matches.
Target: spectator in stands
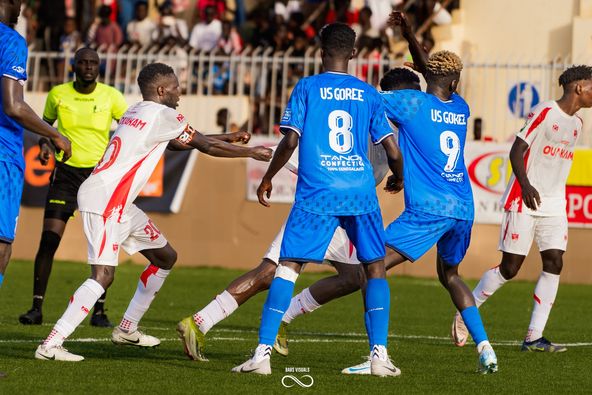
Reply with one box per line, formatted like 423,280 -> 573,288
271,23 -> 290,51
195,0 -> 226,23
287,11 -> 315,41
118,0 -> 138,37
189,5 -> 222,51
152,0 -> 189,45
127,0 -> 156,47
87,5 -> 124,50
60,17 -> 81,53
37,0 -> 66,51
218,20 -> 242,54
352,6 -> 380,46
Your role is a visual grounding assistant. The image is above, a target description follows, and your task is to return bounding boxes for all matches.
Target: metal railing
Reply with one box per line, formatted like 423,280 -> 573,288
25,45 -> 588,144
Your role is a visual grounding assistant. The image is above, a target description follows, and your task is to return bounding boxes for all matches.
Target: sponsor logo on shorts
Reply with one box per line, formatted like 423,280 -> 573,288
113,243 -> 119,252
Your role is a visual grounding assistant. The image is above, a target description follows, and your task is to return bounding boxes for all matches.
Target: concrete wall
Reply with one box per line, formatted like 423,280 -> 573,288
12,154 -> 592,285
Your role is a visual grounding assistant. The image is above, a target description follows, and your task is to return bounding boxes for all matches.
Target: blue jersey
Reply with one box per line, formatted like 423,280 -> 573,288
280,72 -> 392,216
381,90 -> 474,220
0,23 -> 28,170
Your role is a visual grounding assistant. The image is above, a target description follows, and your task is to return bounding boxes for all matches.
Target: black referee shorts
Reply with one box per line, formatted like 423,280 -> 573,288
44,163 -> 94,222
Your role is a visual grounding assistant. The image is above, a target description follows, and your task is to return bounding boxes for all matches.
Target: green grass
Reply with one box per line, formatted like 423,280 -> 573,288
1,260 -> 591,394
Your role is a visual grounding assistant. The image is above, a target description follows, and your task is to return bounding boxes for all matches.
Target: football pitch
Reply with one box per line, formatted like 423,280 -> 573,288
1,260 -> 591,394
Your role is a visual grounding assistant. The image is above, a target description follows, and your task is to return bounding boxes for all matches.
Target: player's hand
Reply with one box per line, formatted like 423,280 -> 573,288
384,174 -> 404,194
521,183 -> 541,210
38,139 -> 54,166
231,131 -> 251,144
257,177 -> 273,207
51,134 -> 72,163
388,11 -> 412,36
250,146 -> 273,162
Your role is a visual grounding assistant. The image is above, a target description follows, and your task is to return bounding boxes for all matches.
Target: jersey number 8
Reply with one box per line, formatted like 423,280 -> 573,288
439,131 -> 460,172
328,110 -> 354,154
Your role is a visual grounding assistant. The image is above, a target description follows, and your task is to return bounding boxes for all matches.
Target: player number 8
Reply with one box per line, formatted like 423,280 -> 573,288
439,131 -> 460,172
328,110 -> 354,154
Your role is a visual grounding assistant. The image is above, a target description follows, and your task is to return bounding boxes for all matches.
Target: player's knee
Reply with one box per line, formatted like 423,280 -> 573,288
92,271 -> 115,289
340,268 -> 363,292
38,231 -> 61,256
160,248 -> 178,270
541,250 -> 563,275
499,262 -> 519,280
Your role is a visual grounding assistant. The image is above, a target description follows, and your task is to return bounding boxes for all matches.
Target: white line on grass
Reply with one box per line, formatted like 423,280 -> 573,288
1,335 -> 590,347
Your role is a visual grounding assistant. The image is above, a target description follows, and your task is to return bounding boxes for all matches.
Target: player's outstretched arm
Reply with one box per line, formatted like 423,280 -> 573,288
388,11 -> 428,75
208,131 -> 251,144
381,135 -> 404,194
185,128 -> 272,161
509,137 -> 540,210
257,131 -> 299,207
1,78 -> 72,161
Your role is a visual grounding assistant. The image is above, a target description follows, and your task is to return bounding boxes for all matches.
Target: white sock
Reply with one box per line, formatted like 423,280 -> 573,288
253,344 -> 272,362
370,345 -> 388,361
119,264 -> 170,333
525,271 -> 560,342
472,266 -> 508,307
282,287 -> 321,324
477,340 -> 492,353
46,279 -> 105,347
192,290 -> 239,335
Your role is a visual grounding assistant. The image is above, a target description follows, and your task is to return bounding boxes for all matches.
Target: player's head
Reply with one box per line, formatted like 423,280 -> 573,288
74,48 -> 100,84
424,50 -> 463,94
319,23 -> 356,63
559,65 -> 592,108
138,62 -> 181,109
0,0 -> 22,26
380,67 -> 421,91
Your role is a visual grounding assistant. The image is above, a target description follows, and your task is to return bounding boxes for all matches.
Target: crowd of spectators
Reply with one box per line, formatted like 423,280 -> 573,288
18,0 -> 457,57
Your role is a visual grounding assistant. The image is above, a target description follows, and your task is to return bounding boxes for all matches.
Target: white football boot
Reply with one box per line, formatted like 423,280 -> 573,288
451,311 -> 469,347
231,344 -> 272,375
35,344 -> 84,362
370,345 -> 401,377
111,327 -> 160,348
341,356 -> 371,375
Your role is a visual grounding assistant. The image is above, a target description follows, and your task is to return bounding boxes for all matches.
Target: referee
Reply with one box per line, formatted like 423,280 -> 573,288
19,48 -> 128,327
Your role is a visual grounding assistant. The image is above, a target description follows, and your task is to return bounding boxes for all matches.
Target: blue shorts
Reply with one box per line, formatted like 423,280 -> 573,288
0,161 -> 23,243
384,209 -> 472,266
280,206 -> 385,264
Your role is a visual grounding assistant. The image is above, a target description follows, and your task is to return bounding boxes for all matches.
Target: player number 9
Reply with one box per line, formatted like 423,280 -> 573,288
439,131 -> 460,172
328,110 -> 354,154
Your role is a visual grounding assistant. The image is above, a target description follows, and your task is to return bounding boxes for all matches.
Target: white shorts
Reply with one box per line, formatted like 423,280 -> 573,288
498,211 -> 568,255
82,204 -> 168,266
263,222 -> 359,265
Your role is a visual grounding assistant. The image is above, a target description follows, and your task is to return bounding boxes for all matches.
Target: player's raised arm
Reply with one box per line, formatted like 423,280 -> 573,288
509,138 -> 540,210
388,11 -> 428,75
2,78 -> 72,161
257,131 -> 299,207
181,126 -> 271,161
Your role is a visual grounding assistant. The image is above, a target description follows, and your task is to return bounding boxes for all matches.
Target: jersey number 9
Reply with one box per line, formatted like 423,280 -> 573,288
439,131 -> 460,172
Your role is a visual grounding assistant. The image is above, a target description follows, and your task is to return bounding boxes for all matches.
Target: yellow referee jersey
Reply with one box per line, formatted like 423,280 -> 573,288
43,82 -> 128,168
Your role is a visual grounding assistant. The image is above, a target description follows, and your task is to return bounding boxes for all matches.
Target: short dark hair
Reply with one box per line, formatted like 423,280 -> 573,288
74,47 -> 98,61
380,67 -> 420,91
137,63 -> 175,95
98,5 -> 112,19
319,23 -> 356,59
559,65 -> 592,87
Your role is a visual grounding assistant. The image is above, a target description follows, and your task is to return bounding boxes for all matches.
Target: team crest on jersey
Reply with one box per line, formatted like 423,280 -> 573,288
552,124 -> 559,132
574,129 -> 578,137
176,114 -> 185,123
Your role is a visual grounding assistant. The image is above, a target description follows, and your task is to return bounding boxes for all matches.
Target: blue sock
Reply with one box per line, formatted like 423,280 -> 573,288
460,306 -> 488,345
258,277 -> 295,345
365,278 -> 390,347
0,272 -> 3,288
364,311 -> 373,351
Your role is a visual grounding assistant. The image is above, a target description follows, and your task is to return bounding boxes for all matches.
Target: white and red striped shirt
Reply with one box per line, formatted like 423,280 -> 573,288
501,100 -> 582,216
78,101 -> 190,220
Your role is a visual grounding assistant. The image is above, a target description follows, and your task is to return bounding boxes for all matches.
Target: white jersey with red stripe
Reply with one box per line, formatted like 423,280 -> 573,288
501,100 -> 582,216
78,101 -> 190,220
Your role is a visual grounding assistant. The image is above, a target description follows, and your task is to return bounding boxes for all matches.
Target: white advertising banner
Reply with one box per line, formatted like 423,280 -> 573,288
465,142 -> 513,224
246,136 -> 297,203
